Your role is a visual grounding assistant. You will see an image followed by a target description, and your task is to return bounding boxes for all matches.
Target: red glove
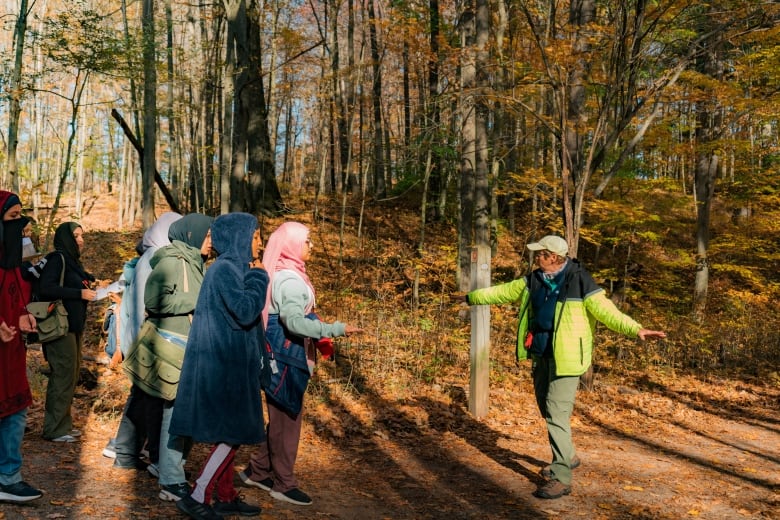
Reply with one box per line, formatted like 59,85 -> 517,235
315,337 -> 334,360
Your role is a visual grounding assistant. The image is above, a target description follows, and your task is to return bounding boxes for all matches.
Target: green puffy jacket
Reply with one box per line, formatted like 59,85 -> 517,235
466,259 -> 642,376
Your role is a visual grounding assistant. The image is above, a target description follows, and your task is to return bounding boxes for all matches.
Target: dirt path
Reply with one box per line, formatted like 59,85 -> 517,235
2,349 -> 777,520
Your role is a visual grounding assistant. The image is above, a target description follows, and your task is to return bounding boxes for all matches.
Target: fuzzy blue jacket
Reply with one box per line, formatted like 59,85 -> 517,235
170,213 -> 269,445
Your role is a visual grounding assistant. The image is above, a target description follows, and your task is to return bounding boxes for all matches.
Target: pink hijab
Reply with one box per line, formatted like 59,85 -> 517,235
261,222 -> 316,326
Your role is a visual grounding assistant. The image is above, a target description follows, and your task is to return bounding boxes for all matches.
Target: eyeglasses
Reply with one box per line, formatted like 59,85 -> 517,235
536,250 -> 554,259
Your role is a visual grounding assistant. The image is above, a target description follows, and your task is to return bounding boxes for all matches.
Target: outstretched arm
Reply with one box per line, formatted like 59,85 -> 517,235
638,329 -> 666,340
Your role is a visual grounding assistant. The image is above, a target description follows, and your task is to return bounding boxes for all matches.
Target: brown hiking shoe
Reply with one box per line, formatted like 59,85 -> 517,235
540,455 -> 581,479
534,479 -> 571,499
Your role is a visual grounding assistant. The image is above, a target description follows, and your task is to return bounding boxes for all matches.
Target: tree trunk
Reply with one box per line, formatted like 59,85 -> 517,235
5,0 -> 29,192
245,0 -> 283,215
142,0 -> 158,228
165,0 -> 181,209
458,3 -> 476,292
474,0 -> 490,247
224,0 -> 249,212
367,0 -> 385,197
428,0 -> 444,220
559,0 -> 595,258
693,16 -> 725,319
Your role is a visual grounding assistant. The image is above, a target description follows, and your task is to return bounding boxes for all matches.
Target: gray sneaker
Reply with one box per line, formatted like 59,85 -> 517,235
0,481 -> 43,503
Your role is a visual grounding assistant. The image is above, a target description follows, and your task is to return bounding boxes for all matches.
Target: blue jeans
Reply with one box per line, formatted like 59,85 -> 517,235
0,408 -> 28,485
158,400 -> 191,486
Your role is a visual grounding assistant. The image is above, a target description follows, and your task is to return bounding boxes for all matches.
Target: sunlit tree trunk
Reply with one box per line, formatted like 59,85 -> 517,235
474,0 -> 489,247
693,9 -> 725,320
458,1 -> 476,291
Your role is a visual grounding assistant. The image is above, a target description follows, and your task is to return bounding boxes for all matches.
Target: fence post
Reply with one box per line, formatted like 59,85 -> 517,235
469,244 -> 491,418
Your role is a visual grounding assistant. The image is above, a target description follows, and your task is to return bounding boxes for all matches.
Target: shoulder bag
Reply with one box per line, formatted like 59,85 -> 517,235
26,253 -> 69,343
122,320 -> 188,400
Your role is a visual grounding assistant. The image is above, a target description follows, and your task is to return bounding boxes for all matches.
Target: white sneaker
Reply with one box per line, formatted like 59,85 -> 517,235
147,463 -> 159,478
102,438 -> 117,459
50,434 -> 78,443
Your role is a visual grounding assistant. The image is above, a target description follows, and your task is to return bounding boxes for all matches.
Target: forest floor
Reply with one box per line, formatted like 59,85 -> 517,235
2,195 -> 779,519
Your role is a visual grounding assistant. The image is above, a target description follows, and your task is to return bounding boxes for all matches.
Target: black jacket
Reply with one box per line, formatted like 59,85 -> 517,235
37,252 -> 93,335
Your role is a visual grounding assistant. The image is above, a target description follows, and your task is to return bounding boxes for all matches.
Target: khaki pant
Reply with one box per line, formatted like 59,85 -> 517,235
42,332 -> 81,439
532,356 -> 580,485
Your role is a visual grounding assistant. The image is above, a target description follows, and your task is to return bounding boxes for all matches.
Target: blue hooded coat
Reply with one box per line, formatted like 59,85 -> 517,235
169,213 -> 269,445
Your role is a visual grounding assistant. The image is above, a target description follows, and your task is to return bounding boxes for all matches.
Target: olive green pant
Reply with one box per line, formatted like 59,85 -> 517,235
43,332 -> 82,439
532,356 -> 580,486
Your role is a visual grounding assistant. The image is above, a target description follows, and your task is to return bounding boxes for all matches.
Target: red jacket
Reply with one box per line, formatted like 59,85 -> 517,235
0,266 -> 33,417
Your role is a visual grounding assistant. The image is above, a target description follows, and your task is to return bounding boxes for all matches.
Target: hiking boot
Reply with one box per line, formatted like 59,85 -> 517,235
159,482 -> 190,502
270,487 -> 312,506
213,496 -> 261,517
238,470 -> 273,491
0,481 -> 43,503
534,479 -> 571,499
175,494 -> 223,520
540,455 -> 581,479
102,438 -> 117,459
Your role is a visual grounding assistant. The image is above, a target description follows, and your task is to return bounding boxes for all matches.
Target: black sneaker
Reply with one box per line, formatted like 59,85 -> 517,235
238,470 -> 273,491
0,481 -> 43,502
175,495 -> 223,520
159,482 -> 190,502
113,458 -> 148,471
213,496 -> 261,517
269,487 -> 312,506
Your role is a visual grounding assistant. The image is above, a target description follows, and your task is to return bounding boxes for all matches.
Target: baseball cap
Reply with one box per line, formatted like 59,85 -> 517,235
527,235 -> 568,257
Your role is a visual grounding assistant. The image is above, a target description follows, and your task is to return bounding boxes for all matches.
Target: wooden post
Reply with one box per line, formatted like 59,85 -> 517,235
469,244 -> 491,418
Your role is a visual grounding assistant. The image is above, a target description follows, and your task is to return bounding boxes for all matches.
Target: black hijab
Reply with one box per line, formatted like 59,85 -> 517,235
0,216 -> 30,270
53,222 -> 93,281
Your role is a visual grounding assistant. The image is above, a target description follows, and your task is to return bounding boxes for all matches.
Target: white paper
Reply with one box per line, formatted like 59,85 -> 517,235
93,280 -> 125,301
